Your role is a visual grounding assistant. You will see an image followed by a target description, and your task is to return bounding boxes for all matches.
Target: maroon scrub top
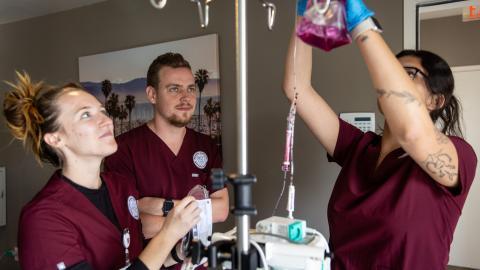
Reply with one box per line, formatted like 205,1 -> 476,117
327,119 -> 477,269
18,170 -> 143,270
105,125 -> 222,199
328,120 -> 477,269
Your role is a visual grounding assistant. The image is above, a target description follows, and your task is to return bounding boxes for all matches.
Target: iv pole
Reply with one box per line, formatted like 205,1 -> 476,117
235,1 -> 249,267
235,1 -> 275,267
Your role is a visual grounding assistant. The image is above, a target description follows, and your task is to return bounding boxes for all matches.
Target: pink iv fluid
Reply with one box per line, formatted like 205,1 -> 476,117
282,128 -> 293,172
296,0 -> 351,52
282,102 -> 296,173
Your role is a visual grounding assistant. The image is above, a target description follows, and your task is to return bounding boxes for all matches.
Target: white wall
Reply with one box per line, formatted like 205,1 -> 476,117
448,66 -> 480,269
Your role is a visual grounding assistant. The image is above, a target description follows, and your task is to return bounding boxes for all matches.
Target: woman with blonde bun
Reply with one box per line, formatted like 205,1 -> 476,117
3,72 -> 201,270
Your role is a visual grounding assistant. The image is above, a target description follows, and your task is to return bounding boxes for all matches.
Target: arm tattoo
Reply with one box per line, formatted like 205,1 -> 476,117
359,34 -> 369,43
375,88 -> 422,106
434,128 -> 449,144
423,149 -> 458,182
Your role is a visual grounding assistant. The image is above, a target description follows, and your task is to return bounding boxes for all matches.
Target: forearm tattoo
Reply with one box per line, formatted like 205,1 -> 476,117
423,149 -> 458,182
375,88 -> 422,106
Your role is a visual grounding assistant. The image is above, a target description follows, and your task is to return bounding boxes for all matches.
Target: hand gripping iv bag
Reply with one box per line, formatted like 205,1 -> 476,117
296,0 -> 351,51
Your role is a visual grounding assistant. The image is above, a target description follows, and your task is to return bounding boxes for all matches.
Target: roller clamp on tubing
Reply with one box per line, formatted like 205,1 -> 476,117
351,17 -> 383,41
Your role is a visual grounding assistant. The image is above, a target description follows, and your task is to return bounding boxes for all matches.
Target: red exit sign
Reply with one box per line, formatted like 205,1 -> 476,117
463,5 -> 480,21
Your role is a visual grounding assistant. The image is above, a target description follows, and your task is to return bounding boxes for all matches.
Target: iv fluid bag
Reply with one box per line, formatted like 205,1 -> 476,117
180,185 -> 212,257
296,0 -> 351,51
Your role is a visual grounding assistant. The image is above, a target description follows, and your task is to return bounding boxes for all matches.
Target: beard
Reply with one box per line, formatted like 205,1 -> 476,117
167,113 -> 192,127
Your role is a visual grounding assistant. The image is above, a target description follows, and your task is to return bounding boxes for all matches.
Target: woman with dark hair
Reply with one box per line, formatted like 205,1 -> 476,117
284,0 -> 477,269
3,72 -> 201,270
396,49 -> 462,136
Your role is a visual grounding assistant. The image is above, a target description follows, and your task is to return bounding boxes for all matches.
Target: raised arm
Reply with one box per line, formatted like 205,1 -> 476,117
283,18 -> 339,156
349,0 -> 460,187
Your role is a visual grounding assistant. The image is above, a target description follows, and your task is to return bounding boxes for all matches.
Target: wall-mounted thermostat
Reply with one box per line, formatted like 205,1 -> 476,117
340,112 -> 375,133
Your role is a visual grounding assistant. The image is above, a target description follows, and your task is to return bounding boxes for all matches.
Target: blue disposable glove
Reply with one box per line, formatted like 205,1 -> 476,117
346,0 -> 375,32
297,0 -> 308,16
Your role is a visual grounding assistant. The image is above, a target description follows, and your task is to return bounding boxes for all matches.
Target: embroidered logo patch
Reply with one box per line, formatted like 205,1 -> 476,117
127,196 -> 139,220
193,151 -> 208,169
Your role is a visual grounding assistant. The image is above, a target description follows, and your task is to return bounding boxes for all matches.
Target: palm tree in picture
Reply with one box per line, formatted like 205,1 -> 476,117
194,69 -> 209,132
124,95 -> 136,130
106,93 -> 120,134
118,105 -> 128,134
203,98 -> 216,136
101,79 -> 112,107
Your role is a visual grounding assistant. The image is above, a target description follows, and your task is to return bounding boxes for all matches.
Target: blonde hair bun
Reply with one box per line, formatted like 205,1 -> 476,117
3,71 -> 47,157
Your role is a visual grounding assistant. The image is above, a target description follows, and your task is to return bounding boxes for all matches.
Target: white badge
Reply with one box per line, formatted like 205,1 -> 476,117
127,196 -> 139,220
193,151 -> 208,169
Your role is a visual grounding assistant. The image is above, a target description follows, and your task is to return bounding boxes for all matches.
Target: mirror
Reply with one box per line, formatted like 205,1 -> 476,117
417,0 -> 480,67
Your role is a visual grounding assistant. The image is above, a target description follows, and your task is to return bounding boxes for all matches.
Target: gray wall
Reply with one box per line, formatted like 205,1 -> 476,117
0,0 -> 402,268
421,16 -> 480,67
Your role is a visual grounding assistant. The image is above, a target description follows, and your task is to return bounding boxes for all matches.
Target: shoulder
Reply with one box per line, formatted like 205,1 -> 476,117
24,171 -> 70,211
102,171 -> 133,184
20,175 -> 74,233
110,124 -> 151,158
448,136 -> 478,183
115,124 -> 149,144
329,119 -> 379,165
448,136 -> 477,164
101,171 -> 138,195
339,118 -> 378,147
187,128 -> 216,145
445,135 -> 477,196
448,136 -> 476,152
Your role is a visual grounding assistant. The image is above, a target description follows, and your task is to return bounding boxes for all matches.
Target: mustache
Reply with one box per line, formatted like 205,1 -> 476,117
175,103 -> 193,109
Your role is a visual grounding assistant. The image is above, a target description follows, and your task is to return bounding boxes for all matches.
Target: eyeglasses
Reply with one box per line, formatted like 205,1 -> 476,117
403,66 -> 428,80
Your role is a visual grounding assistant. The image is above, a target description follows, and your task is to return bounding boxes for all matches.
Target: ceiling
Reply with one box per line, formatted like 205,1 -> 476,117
0,0 -> 108,25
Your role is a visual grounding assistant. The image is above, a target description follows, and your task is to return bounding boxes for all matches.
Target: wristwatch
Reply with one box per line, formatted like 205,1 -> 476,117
351,17 -> 383,41
162,199 -> 174,217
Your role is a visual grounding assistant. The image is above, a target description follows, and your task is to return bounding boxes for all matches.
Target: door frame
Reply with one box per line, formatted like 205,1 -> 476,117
403,0 -> 473,50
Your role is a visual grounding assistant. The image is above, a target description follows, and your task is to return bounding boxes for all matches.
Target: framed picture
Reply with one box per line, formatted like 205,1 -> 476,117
78,34 -> 221,145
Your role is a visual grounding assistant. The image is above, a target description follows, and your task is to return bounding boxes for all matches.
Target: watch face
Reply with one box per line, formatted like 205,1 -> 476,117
163,200 -> 174,216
